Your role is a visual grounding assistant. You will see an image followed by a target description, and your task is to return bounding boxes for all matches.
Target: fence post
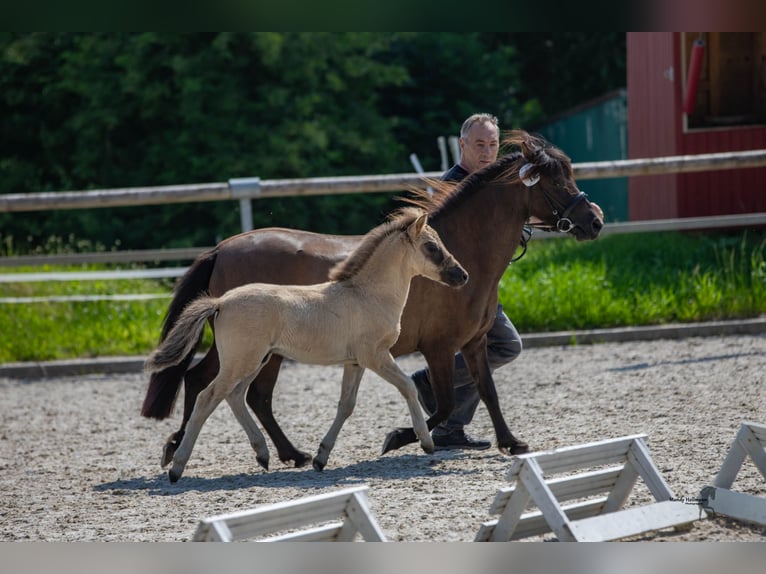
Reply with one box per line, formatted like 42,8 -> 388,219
229,177 -> 261,233
239,199 -> 253,232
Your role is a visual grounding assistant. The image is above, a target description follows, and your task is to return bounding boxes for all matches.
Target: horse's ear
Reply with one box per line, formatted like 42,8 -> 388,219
408,213 -> 428,240
521,135 -> 547,165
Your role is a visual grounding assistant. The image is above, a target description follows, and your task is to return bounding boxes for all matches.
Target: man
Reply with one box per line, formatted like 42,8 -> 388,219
412,113 -> 523,450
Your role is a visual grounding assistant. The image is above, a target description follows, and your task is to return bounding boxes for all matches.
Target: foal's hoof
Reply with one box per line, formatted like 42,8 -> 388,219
256,455 -> 269,471
381,427 -> 418,454
312,458 -> 326,472
161,442 -> 176,469
168,469 -> 181,483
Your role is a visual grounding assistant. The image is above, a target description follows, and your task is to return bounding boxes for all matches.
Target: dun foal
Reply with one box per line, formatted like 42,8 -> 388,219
144,210 -> 468,482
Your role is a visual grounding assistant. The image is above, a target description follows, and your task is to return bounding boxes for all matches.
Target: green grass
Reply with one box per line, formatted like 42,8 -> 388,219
0,267 -> 177,362
1,230 -> 764,363
499,230 -> 766,332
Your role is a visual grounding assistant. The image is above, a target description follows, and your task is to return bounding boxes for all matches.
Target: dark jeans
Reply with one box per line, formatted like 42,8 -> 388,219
412,304 -> 522,436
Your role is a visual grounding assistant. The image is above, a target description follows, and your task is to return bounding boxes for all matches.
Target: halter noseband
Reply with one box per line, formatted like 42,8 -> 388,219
520,162 -> 588,233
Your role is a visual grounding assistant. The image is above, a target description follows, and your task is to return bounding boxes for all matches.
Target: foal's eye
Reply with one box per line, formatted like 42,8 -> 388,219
423,242 -> 444,262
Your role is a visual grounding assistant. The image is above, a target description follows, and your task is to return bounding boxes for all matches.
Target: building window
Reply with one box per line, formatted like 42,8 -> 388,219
683,32 -> 766,130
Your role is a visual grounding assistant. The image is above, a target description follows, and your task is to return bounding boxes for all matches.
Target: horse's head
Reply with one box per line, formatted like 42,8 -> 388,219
508,131 -> 603,241
406,212 -> 469,288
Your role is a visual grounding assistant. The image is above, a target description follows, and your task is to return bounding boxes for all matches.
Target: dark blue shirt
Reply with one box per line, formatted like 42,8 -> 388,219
441,164 -> 470,183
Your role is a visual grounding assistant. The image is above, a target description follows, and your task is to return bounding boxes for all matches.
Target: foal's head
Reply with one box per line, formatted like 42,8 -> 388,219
404,210 -> 468,288
329,209 -> 468,288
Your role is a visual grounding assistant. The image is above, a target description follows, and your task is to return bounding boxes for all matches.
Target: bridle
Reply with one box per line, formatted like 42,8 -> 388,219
536,188 -> 589,233
520,163 -> 589,234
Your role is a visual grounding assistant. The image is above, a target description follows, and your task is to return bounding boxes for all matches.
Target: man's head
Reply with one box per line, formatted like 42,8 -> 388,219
459,113 -> 500,173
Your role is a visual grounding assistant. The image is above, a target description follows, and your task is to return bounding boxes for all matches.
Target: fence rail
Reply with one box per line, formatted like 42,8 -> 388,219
2,149 -> 766,213
2,149 -> 766,291
2,211 -> 765,277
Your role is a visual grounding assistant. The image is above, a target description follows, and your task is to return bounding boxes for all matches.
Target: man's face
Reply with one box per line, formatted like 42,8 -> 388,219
460,121 -> 499,173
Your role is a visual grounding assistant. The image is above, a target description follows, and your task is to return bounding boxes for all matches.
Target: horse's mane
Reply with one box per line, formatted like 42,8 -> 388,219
329,207 -> 423,282
401,130 -> 574,217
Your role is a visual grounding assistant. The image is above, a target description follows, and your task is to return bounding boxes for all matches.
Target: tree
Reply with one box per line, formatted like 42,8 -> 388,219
0,33 -> 626,253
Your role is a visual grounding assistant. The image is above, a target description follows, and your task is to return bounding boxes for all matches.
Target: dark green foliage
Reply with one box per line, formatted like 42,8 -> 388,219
0,33 -> 626,251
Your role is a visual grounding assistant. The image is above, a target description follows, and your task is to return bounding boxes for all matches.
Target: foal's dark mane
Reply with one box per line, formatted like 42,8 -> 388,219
329,208 -> 423,282
403,130 -> 575,219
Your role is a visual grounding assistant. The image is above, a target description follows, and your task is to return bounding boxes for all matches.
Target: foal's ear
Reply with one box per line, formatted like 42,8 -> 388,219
408,213 -> 429,240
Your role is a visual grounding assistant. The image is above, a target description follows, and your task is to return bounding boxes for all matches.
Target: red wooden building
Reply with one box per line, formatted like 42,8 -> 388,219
627,32 -> 766,220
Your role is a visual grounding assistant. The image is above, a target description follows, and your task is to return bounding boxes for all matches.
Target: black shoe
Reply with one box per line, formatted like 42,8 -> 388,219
433,429 -> 491,451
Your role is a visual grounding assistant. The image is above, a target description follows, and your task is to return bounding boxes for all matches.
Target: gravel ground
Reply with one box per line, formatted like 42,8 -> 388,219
1,334 -> 764,542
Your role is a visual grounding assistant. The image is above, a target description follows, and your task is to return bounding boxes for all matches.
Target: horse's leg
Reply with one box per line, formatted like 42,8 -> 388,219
460,336 -> 529,455
369,354 -> 434,456
168,368 -> 236,483
226,377 -> 270,471
312,364 -> 365,472
161,343 -> 220,468
247,355 -> 312,468
381,349 -> 456,454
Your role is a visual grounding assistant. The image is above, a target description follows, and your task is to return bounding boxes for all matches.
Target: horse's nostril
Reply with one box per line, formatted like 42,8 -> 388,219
593,218 -> 603,232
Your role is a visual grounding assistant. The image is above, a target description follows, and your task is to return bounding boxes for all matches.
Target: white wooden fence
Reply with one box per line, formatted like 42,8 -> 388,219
1,149 -> 765,290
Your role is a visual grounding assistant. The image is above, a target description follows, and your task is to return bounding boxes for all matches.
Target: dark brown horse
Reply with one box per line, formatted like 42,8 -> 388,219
142,130 -> 604,468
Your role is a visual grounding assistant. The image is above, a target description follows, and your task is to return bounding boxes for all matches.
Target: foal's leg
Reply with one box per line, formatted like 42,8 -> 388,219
162,344 -> 220,468
382,347 -> 456,454
226,377 -> 271,470
247,355 -> 313,468
369,354 -> 434,455
169,368 -> 238,483
312,364 -> 365,472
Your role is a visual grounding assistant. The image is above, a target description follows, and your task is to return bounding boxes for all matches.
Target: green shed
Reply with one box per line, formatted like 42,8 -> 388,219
534,89 -> 628,222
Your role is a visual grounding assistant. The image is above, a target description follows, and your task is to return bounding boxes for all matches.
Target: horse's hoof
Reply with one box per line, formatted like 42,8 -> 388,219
168,469 -> 180,483
498,438 -> 530,456
161,442 -> 176,469
277,448 -> 312,468
381,427 -> 418,454
294,451 -> 312,468
256,455 -> 269,471
511,441 -> 530,455
312,458 -> 326,472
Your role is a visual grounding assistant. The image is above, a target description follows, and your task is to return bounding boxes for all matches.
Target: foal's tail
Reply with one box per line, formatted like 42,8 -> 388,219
144,297 -> 219,376
140,249 -> 217,419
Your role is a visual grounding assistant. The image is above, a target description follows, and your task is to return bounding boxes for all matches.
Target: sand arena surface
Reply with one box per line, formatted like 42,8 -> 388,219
1,334 -> 764,541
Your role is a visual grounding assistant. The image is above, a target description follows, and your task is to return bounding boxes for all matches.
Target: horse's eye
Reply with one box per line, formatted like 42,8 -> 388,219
424,242 -> 439,254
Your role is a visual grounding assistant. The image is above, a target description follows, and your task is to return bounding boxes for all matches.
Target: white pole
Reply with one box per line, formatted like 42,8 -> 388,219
437,136 -> 449,171
239,198 -> 253,232
409,153 -> 433,195
448,136 -> 460,164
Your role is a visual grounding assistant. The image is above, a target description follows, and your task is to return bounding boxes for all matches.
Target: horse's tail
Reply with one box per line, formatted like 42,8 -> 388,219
144,296 -> 219,378
140,249 -> 217,419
